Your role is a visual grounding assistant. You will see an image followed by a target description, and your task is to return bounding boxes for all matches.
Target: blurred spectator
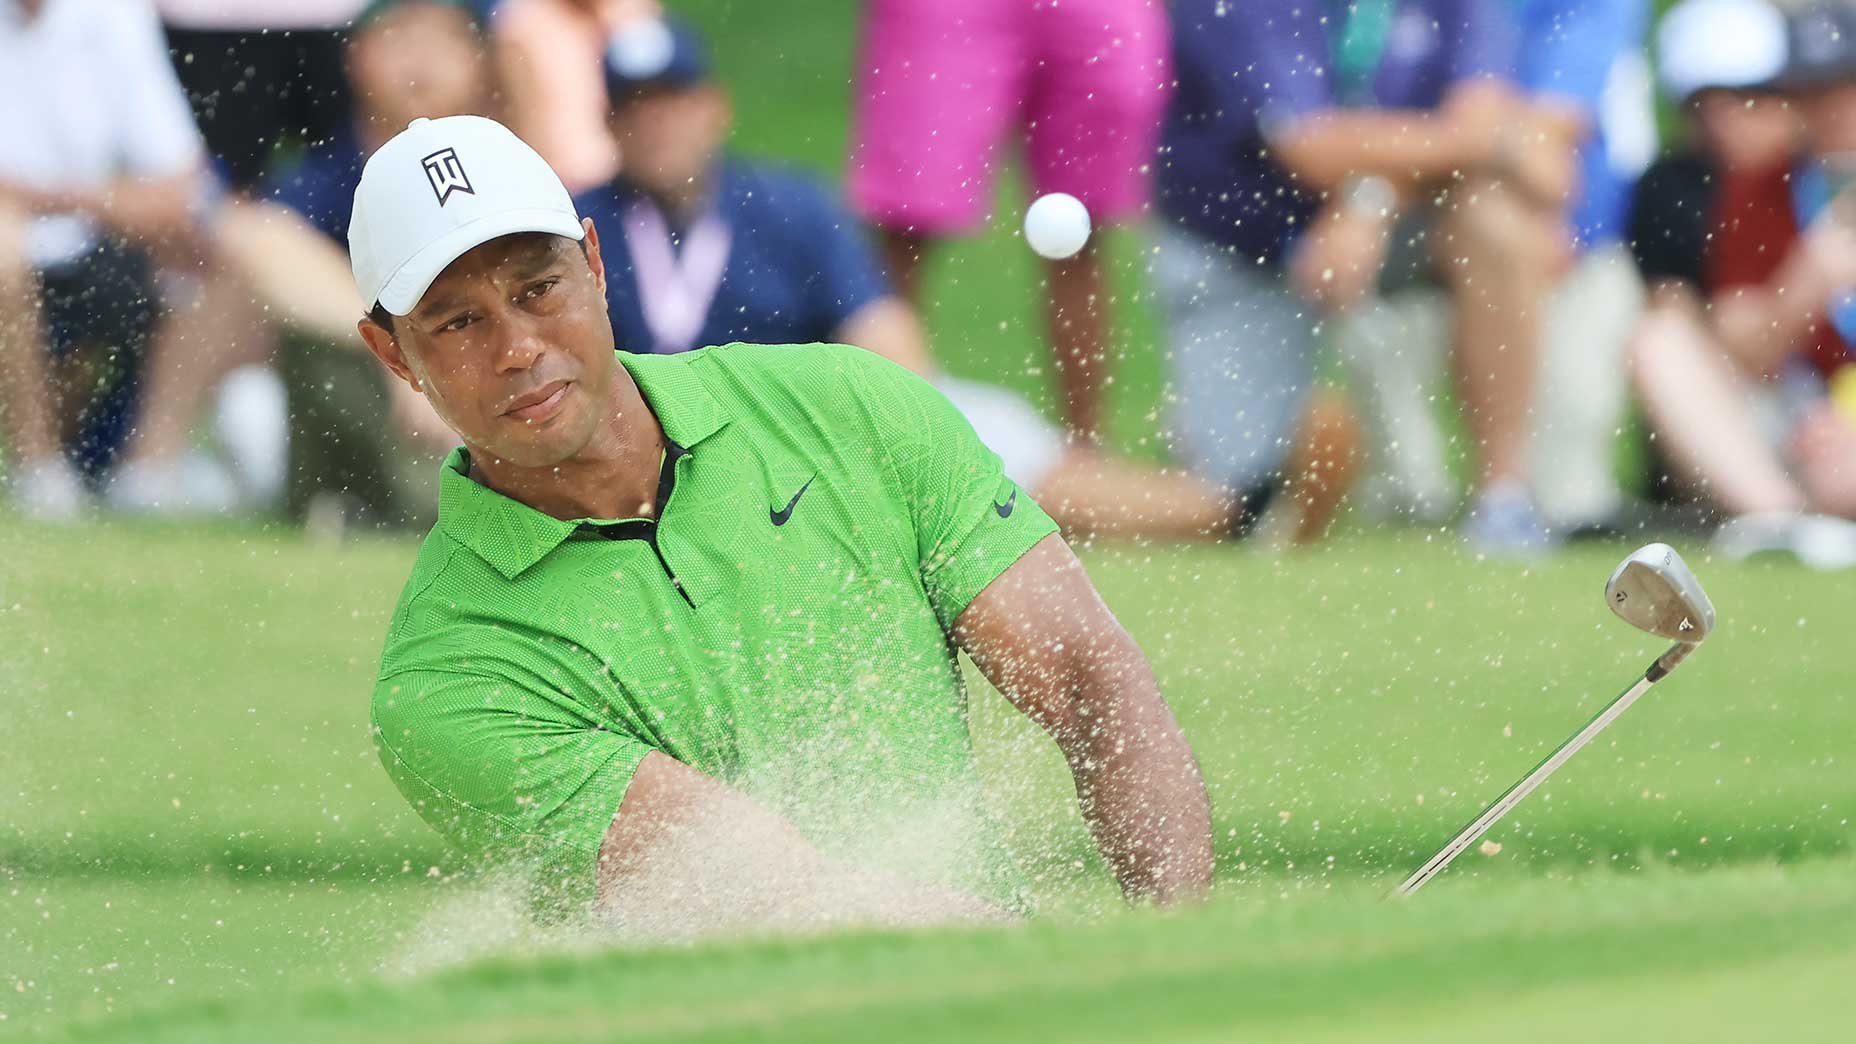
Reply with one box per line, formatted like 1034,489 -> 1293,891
1158,0 -> 1557,554
1628,0 -> 1856,567
490,0 -> 658,193
0,0 -> 210,520
846,0 -> 1172,441
157,0 -> 366,190
1335,0 -> 1656,536
107,0 -> 479,524
580,19 -> 1349,542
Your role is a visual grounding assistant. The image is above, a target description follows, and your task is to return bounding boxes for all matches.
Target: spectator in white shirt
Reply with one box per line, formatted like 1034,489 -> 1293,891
0,0 -> 211,520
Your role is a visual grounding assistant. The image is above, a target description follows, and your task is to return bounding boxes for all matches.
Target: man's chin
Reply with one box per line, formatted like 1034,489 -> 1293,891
480,425 -> 599,473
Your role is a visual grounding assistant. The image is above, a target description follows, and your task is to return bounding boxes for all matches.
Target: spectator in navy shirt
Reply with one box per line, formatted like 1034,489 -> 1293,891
576,18 -> 1352,543
1154,0 -> 1566,554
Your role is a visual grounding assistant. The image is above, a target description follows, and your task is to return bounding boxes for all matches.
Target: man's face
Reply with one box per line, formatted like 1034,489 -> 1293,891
348,5 -> 489,128
1693,89 -> 1801,170
608,85 -> 731,198
363,228 -> 618,469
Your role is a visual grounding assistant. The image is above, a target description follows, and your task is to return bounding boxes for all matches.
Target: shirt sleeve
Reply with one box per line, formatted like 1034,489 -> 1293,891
836,346 -> 1060,629
372,667 -> 657,915
106,1 -> 207,177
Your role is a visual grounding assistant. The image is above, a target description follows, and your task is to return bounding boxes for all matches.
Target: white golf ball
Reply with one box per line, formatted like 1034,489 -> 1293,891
1023,192 -> 1092,260
607,18 -> 676,80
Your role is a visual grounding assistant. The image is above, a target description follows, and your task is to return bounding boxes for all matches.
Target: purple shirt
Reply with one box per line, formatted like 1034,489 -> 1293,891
1158,0 -> 1512,263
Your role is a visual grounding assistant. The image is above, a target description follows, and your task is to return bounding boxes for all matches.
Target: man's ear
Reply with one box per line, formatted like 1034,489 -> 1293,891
581,217 -> 606,296
357,317 -> 421,391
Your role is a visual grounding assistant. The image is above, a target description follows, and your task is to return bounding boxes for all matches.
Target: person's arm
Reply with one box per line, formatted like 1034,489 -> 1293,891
377,663 -> 1003,927
833,296 -> 936,378
490,21 -> 558,166
596,751 -> 1009,930
1271,93 -> 1499,193
15,172 -> 200,247
1711,212 -> 1856,375
953,535 -> 1213,904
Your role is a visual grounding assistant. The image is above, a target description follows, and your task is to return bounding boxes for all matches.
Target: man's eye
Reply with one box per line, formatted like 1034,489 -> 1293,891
439,314 -> 476,333
525,279 -> 559,301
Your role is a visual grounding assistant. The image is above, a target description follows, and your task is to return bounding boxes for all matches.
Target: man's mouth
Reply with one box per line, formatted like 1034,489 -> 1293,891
503,380 -> 571,422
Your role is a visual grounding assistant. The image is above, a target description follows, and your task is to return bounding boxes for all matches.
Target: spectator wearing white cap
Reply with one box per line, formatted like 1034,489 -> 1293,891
1627,0 -> 1856,568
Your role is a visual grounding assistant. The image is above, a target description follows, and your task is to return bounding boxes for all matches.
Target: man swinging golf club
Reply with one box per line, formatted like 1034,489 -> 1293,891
350,115 -> 1212,925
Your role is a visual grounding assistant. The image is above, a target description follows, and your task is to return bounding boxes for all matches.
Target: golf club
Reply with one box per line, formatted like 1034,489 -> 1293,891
1393,543 -> 1718,897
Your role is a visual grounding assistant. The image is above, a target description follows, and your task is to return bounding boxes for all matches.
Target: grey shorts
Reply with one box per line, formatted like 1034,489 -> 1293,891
1149,222 -> 1315,492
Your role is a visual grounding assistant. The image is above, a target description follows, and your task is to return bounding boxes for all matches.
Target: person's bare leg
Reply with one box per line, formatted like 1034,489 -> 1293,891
213,199 -> 372,343
0,206 -> 61,465
1786,403 -> 1856,517
878,227 -> 931,307
118,251 -> 272,465
1629,296 -> 1807,515
1044,242 -> 1110,442
1436,179 -> 1554,490
1280,388 -> 1363,545
1033,450 -> 1236,541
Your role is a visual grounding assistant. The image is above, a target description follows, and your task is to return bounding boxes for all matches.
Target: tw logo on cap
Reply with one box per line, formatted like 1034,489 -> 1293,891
421,147 -> 475,206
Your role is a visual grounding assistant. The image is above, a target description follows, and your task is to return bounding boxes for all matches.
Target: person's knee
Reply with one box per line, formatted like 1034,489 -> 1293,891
1627,296 -> 1710,382
0,207 -> 34,295
1438,179 -> 1557,275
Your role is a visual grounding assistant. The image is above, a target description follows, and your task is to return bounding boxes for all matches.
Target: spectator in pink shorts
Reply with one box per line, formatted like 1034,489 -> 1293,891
847,0 -> 1170,442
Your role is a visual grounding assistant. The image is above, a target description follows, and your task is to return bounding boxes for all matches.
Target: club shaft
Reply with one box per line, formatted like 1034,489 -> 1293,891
1394,671 -> 1659,897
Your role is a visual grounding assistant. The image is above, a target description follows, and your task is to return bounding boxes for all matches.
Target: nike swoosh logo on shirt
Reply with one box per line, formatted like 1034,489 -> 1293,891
770,476 -> 815,526
993,489 -> 1016,519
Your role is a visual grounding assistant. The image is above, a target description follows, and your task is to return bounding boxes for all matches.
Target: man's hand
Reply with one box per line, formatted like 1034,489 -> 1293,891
1291,201 -> 1393,312
953,534 -> 1214,904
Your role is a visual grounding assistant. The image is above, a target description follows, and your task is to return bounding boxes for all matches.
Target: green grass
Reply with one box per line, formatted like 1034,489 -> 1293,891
4,518 -> 1851,1040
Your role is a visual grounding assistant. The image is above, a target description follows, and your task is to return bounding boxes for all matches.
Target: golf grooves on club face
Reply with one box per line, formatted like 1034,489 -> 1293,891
1605,543 -> 1717,644
1395,544 -> 1721,897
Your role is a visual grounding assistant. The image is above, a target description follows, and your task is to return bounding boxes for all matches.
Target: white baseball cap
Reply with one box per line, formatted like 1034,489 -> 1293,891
1656,0 -> 1789,100
349,115 -> 585,316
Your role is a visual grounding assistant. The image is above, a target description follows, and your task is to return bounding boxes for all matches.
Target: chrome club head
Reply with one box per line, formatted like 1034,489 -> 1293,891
1606,543 -> 1716,645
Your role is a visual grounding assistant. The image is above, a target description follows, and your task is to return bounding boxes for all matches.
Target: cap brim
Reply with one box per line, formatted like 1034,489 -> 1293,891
375,208 -> 586,315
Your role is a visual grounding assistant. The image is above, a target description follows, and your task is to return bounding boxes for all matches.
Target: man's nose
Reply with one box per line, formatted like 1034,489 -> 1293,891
490,311 -> 546,375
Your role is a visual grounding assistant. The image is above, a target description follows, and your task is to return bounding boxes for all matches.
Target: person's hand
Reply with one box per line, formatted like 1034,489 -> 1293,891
1791,399 -> 1856,517
1441,79 -> 1516,169
1799,209 -> 1856,298
1290,202 -> 1392,312
1497,106 -> 1582,209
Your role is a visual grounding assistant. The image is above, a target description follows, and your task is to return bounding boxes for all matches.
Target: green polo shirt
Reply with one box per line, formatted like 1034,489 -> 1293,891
371,343 -> 1058,913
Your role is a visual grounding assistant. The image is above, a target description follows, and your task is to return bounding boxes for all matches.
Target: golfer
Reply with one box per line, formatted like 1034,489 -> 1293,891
350,115 -> 1212,923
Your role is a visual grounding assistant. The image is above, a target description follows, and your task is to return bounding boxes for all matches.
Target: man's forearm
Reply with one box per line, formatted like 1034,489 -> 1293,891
1272,110 -> 1482,193
1063,647 -> 1214,903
